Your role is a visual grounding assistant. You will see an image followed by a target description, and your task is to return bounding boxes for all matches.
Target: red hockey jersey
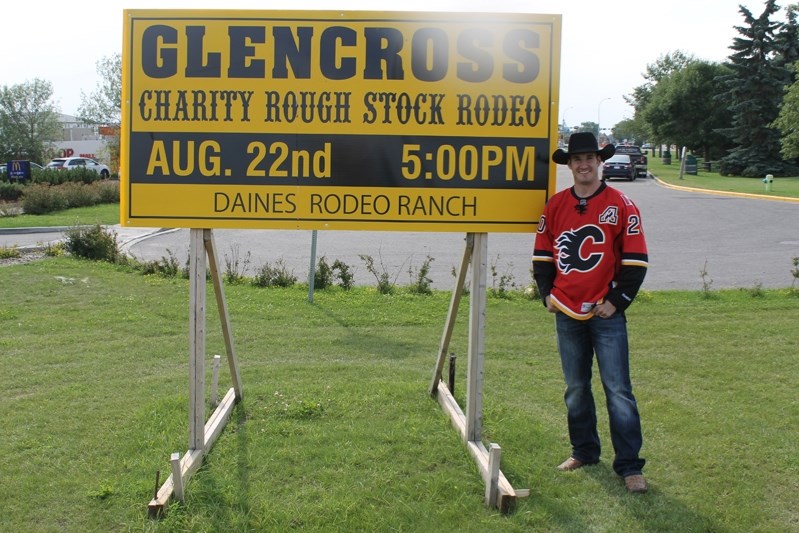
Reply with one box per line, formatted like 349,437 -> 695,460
532,183 -> 648,319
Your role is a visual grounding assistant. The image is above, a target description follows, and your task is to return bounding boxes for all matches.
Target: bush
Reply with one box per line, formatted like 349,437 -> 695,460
0,182 -> 24,202
21,184 -> 68,215
314,256 -> 335,289
139,250 -> 183,278
359,254 -> 396,294
0,245 -> 21,259
252,260 -> 297,288
61,182 -> 100,208
16,180 -> 119,215
63,224 -> 119,262
94,180 -> 120,203
332,259 -> 354,290
408,255 -> 434,295
32,168 -> 103,185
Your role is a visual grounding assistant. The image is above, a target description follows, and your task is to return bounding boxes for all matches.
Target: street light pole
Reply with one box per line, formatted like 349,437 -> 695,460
562,106 -> 574,129
597,97 -> 611,137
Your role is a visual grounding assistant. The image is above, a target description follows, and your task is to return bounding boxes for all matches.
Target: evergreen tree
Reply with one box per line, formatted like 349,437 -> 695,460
718,0 -> 794,177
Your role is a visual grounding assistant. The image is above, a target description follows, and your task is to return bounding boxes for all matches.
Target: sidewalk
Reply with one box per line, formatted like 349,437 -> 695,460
0,224 -> 168,253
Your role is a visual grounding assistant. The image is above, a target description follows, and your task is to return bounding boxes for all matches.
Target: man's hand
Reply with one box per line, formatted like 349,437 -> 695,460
545,295 -> 558,313
593,300 -> 617,318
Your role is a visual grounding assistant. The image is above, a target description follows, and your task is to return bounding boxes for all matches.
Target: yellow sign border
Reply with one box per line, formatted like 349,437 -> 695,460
121,10 -> 561,232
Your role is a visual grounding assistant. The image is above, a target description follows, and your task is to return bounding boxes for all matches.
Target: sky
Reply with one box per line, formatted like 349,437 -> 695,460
0,0 -> 778,129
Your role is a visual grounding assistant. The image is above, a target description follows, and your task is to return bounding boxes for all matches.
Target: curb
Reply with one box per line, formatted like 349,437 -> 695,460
0,225 -> 84,235
652,176 -> 799,203
0,225 -> 175,253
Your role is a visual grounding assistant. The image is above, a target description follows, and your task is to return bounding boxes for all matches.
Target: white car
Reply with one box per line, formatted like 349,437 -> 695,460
46,157 -> 111,178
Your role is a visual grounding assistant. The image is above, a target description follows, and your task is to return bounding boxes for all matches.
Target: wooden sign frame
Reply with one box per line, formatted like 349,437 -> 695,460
429,232 -> 529,513
148,229 -> 243,517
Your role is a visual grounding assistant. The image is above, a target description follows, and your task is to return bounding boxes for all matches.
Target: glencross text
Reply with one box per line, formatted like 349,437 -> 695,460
139,24 -> 541,83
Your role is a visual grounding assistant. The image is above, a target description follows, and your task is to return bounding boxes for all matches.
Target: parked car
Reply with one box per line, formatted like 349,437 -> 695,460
46,157 -> 110,178
614,145 -> 648,178
601,154 -> 636,181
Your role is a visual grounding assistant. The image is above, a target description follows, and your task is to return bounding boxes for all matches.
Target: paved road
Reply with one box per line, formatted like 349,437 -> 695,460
120,168 -> 799,291
3,169 -> 797,290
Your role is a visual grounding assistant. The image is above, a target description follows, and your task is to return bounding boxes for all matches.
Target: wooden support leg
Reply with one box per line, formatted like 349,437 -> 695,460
211,355 -> 221,407
485,444 -> 500,508
204,229 -> 243,401
465,232 -> 487,443
170,452 -> 185,502
430,234 -> 473,395
147,229 -> 245,517
189,229 -> 206,451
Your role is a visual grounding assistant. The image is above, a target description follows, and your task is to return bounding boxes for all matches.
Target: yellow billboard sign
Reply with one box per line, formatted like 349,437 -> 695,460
121,10 -> 561,231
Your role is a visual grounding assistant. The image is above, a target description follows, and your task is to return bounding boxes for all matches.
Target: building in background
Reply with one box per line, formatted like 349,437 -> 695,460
51,114 -> 116,169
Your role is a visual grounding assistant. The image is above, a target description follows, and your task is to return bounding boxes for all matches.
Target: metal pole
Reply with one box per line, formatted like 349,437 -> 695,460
597,97 -> 611,138
448,352 -> 457,395
307,230 -> 318,303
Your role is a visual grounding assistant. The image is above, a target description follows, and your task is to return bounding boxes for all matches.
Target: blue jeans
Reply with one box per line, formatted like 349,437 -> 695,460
555,312 -> 645,477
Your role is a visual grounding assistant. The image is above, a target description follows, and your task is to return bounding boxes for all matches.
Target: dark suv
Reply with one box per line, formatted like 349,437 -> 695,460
614,145 -> 648,178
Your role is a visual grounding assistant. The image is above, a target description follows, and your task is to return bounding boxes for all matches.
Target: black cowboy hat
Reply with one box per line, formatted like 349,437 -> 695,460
552,132 -> 615,165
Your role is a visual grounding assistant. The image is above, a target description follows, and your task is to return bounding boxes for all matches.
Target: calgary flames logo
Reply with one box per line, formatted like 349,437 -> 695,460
555,225 -> 605,274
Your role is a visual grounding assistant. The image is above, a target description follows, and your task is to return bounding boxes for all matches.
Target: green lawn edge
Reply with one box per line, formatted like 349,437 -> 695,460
1,256 -> 796,531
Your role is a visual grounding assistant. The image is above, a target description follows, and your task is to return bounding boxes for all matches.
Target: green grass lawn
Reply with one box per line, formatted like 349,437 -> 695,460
648,156 -> 799,199
0,202 -> 120,229
1,257 -> 797,531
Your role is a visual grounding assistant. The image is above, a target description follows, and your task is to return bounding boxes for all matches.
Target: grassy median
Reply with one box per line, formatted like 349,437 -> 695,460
0,256 -> 797,531
647,155 -> 799,199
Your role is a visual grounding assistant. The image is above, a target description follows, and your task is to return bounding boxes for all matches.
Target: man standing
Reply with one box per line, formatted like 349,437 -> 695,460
532,132 -> 649,493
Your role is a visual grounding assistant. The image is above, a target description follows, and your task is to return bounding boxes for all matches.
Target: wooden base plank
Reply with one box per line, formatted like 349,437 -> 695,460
435,380 -> 518,513
147,388 -> 238,517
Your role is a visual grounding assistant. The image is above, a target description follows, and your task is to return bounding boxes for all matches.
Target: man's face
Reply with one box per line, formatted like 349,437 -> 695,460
567,152 -> 601,185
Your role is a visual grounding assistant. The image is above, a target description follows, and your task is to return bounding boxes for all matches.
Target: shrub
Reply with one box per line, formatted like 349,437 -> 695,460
32,167 -> 103,185
223,244 -> 251,284
61,182 -> 100,208
252,260 -> 297,288
314,256 -> 334,289
94,180 -> 120,203
489,255 -> 516,299
360,254 -> 395,295
408,255 -> 434,295
21,184 -> 68,215
138,250 -> 183,278
523,284 -> 540,301
332,259 -> 354,290
63,224 -> 119,262
0,245 -> 21,259
0,182 -> 24,202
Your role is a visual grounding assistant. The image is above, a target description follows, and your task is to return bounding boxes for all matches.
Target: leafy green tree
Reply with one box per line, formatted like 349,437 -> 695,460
78,54 -> 121,170
626,50 -> 695,113
577,121 -> 599,136
642,60 -> 734,161
611,116 -> 649,146
773,62 -> 799,158
0,79 -> 62,165
625,51 -> 695,145
772,5 -> 799,160
717,0 -> 794,177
